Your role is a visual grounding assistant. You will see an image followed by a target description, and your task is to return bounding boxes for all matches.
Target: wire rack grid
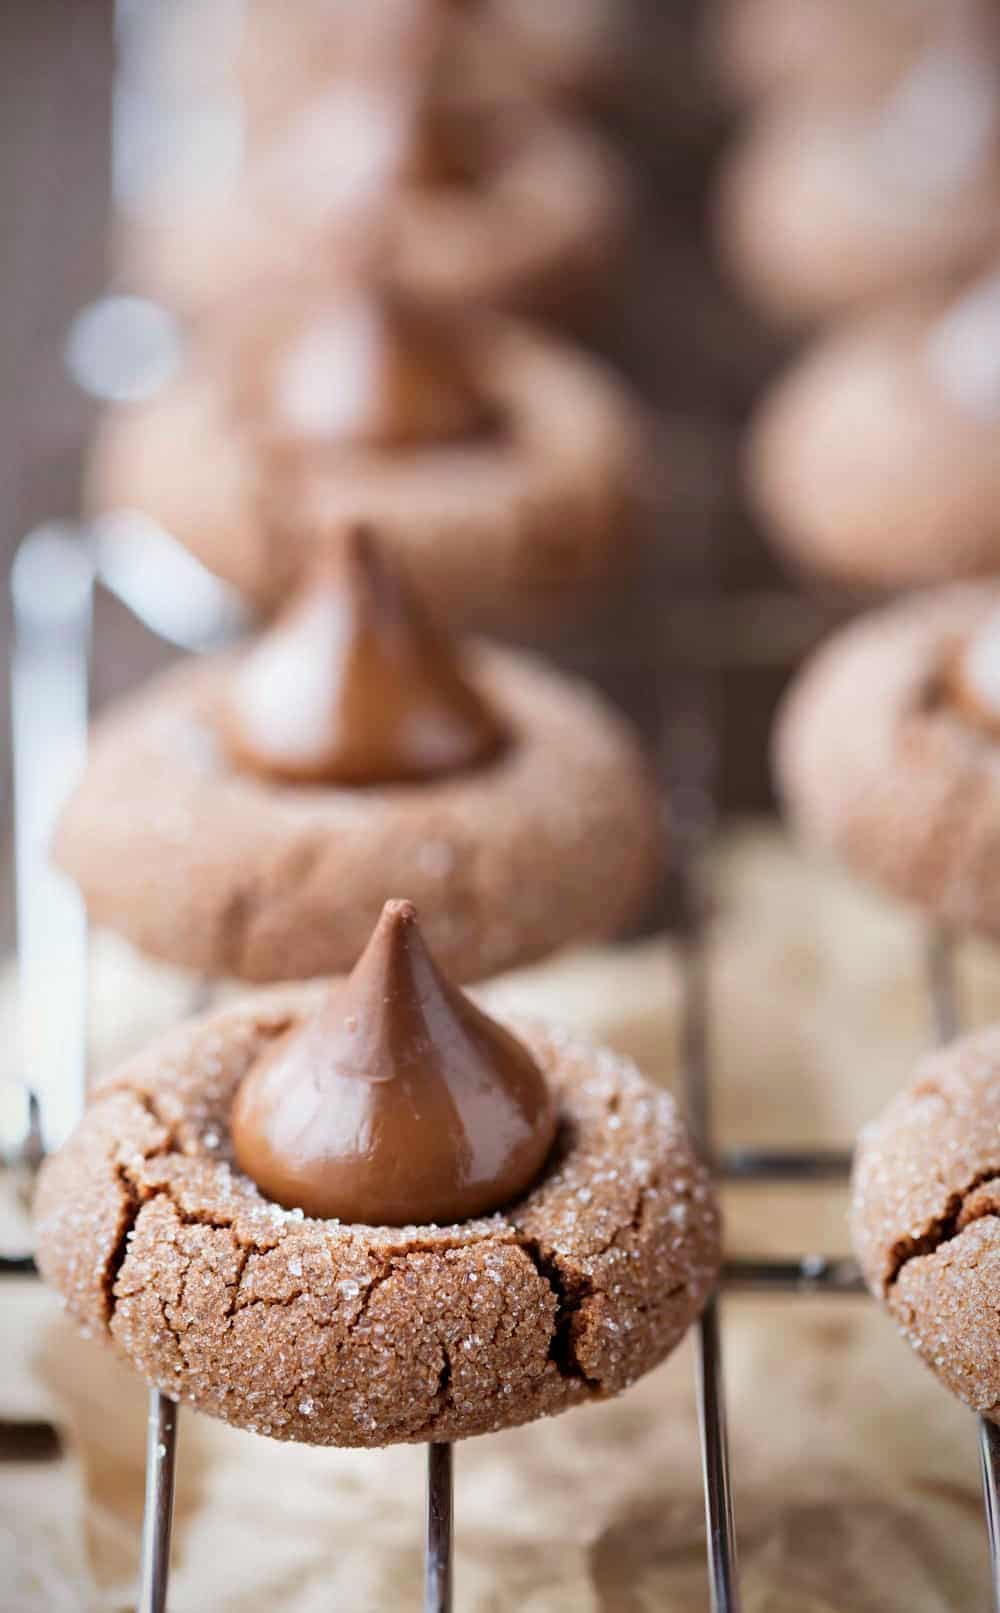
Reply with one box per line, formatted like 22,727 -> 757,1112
2,536 -> 1000,1613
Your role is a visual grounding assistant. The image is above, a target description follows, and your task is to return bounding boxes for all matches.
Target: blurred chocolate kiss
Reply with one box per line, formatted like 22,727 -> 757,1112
265,284 -> 491,451
219,526 -> 505,785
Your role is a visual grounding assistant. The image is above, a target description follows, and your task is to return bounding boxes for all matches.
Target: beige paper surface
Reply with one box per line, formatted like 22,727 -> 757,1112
4,828 -> 999,1610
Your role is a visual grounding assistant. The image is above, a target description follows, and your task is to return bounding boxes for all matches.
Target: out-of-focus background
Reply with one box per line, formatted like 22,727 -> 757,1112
0,0 -> 800,810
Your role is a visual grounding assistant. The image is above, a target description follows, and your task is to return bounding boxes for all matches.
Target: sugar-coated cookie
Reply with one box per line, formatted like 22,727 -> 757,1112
748,272 -> 1000,585
852,1027 -> 1000,1422
36,960 -> 720,1447
775,586 -> 1000,939
55,536 -> 662,983
88,300 -> 643,629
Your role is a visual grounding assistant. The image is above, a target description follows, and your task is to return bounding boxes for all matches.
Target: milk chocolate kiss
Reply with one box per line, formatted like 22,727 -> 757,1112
395,4 -> 490,190
219,527 -> 505,786
943,612 -> 1000,739
230,900 -> 558,1225
401,90 -> 487,189
268,287 -> 490,450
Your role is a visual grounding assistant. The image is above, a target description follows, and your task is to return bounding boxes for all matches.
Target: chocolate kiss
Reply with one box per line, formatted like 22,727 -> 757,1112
393,11 -> 489,192
401,91 -> 485,190
269,287 -> 489,450
943,612 -> 1000,738
230,900 -> 558,1225
219,527 -> 505,786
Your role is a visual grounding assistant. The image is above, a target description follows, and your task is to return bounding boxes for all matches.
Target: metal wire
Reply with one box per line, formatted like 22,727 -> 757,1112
0,1254 -> 38,1278
138,1390 -> 179,1613
680,927 -> 742,1611
981,1420 -> 1000,1611
724,1257 -> 864,1295
721,1147 -> 853,1181
693,1293 -> 741,1613
425,1442 -> 454,1613
926,930 -> 960,1043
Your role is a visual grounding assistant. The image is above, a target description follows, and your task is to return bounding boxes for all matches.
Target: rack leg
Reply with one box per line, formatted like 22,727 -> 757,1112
681,930 -> 742,1610
981,1419 -> 1000,1612
425,1441 -> 453,1613
695,1295 -> 742,1613
926,930 -> 959,1044
138,1390 -> 179,1613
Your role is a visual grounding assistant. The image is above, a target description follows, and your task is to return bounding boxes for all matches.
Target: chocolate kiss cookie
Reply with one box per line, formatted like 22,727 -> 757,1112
706,0 -> 938,109
237,0 -> 628,136
852,1027 -> 1000,1422
123,59 -> 629,325
87,291 -> 643,628
54,531 -> 662,983
775,585 -> 1000,940
714,32 -> 1000,326
34,904 -> 721,1448
748,271 -> 1000,587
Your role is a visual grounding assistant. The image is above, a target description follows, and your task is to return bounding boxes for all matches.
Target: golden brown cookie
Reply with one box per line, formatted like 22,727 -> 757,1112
714,34 -> 1000,326
237,0 -> 629,131
35,988 -> 721,1447
87,307 -> 643,629
851,1027 -> 1000,1422
704,0 -> 967,108
54,639 -> 662,983
124,74 -> 629,326
775,585 -> 1000,939
748,274 -> 1000,586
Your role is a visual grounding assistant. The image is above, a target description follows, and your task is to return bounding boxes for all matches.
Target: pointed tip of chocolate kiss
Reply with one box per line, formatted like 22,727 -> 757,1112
266,282 -> 490,450
218,526 -> 505,786
230,897 -> 557,1226
379,895 -> 419,926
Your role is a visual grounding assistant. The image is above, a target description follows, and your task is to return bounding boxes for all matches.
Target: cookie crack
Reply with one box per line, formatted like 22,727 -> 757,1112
140,1175 -> 247,1242
102,1165 -> 144,1327
131,1091 -> 182,1154
517,1237 -> 598,1387
155,1293 -> 188,1370
106,1169 -> 254,1331
438,1346 -> 452,1402
597,1172 -> 666,1259
885,1167 -> 1000,1290
409,1344 -> 455,1443
348,1261 -> 397,1335
225,1243 -> 253,1324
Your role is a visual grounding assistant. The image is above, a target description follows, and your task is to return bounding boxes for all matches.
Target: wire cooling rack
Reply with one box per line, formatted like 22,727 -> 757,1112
685,918 -> 1000,1612
2,533 -> 999,1613
657,656 -> 1000,1613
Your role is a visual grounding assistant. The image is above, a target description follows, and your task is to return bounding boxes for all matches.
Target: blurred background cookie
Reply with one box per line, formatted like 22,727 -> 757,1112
747,266 -> 1000,586
54,532 -> 662,983
714,4 -> 1000,326
775,587 -> 1000,940
86,283 -> 646,630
